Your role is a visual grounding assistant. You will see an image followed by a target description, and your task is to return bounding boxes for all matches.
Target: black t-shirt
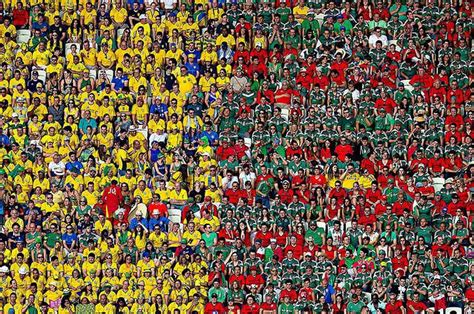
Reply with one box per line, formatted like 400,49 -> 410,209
0,232 -> 8,243
128,8 -> 143,21
4,202 -> 22,216
49,23 -> 65,37
7,232 -> 25,248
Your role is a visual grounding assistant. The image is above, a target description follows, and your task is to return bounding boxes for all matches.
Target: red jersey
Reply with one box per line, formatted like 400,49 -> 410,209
406,300 -> 428,314
366,189 -> 382,204
392,201 -> 412,216
391,256 -> 408,272
101,184 -> 123,217
225,189 -> 244,205
313,75 -> 330,90
284,244 -> 303,260
216,146 -> 236,161
278,188 -> 294,204
334,144 -> 353,162
204,302 -> 226,314
241,303 -> 260,314
244,274 -> 265,287
260,302 -> 277,311
329,188 -> 347,204
254,231 -> 273,247
279,289 -> 298,302
148,202 -> 168,216
228,274 -> 245,287
385,300 -> 404,314
308,174 -> 327,187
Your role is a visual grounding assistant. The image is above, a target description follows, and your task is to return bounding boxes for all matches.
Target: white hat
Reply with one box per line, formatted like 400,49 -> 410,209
152,210 -> 160,215
18,267 -> 27,275
129,125 -> 136,131
0,266 -> 8,273
433,275 -> 441,280
139,14 -> 147,19
11,113 -> 18,118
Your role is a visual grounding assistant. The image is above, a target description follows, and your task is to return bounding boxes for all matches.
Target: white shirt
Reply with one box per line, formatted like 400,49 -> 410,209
239,171 -> 256,186
368,34 -> 388,48
162,0 -> 177,10
149,132 -> 168,147
48,161 -> 66,176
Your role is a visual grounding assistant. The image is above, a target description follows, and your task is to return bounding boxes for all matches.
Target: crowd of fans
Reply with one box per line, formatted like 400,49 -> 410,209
0,0 -> 472,312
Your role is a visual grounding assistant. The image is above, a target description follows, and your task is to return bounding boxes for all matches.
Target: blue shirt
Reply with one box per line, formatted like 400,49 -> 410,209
184,103 -> 204,117
185,62 -> 200,77
149,216 -> 170,232
184,131 -> 201,148
32,21 -> 49,36
323,284 -> 336,304
129,217 -> 149,230
66,161 -> 83,172
185,49 -> 201,62
0,134 -> 10,146
201,131 -> 219,145
62,233 -> 78,246
150,103 -> 168,118
111,75 -> 128,91
178,245 -> 194,256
